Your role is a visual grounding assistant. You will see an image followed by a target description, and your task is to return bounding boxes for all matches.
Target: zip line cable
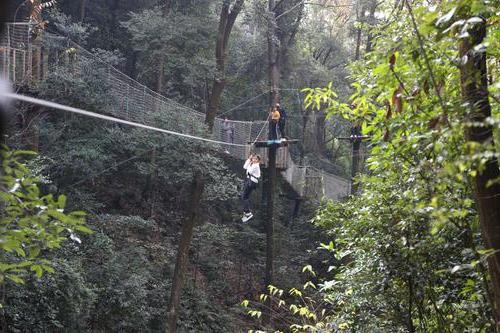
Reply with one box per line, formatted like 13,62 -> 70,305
218,90 -> 270,117
217,87 -> 305,117
67,151 -> 149,189
2,23 -> 352,200
253,113 -> 271,146
2,92 -> 249,148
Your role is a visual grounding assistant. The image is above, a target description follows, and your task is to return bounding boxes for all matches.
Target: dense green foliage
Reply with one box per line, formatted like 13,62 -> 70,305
4,3 -> 333,331
0,147 -> 89,286
243,0 -> 500,332
4,0 -> 499,332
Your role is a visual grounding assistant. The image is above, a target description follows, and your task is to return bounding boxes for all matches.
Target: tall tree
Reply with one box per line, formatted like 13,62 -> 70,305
459,16 -> 500,330
364,0 -> 379,52
353,0 -> 379,59
155,4 -> 169,95
275,0 -> 304,79
262,0 -> 305,324
267,0 -> 280,105
268,0 -> 280,106
205,0 -> 245,131
261,1 -> 279,325
79,0 -> 87,21
166,173 -> 205,333
354,1 -> 365,60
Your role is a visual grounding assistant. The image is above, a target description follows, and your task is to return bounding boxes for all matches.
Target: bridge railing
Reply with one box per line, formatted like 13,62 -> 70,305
0,22 -> 350,201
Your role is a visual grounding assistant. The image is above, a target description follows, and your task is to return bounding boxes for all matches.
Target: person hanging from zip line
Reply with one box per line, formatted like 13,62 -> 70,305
241,152 -> 261,223
269,105 -> 281,140
276,103 -> 287,139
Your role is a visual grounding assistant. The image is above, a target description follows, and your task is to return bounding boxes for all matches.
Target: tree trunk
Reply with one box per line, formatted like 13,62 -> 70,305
262,0 -> 280,324
459,21 -> 500,330
407,275 -> 415,333
149,148 -> 160,242
32,45 -> 41,83
278,0 -> 304,79
166,173 -> 205,333
156,56 -> 164,95
205,0 -> 245,131
350,143 -> 361,195
354,5 -> 365,60
156,3 -> 171,97
79,0 -> 87,22
300,112 -> 308,164
268,0 -> 280,106
25,106 -> 41,152
263,144 -> 276,325
237,256 -> 243,295
315,111 -> 327,155
350,125 -> 362,195
365,1 -> 377,53
288,198 -> 301,228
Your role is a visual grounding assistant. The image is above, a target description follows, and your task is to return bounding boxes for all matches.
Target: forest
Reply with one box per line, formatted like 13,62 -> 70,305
0,0 -> 499,332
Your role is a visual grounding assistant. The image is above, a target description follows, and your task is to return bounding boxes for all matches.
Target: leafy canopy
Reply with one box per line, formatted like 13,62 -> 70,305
0,147 -> 90,286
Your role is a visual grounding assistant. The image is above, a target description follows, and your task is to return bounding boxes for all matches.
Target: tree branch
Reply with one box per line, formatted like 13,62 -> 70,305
404,0 -> 448,120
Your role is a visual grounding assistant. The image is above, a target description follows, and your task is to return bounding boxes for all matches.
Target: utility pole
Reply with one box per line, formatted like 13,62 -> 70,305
350,124 -> 362,195
264,143 -> 276,323
263,0 -> 279,325
251,138 -> 298,325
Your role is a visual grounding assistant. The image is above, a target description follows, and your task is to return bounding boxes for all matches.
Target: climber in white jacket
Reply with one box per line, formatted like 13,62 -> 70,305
241,152 -> 261,222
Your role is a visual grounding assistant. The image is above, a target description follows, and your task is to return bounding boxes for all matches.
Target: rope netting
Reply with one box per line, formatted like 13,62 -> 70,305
0,24 -> 31,85
0,23 -> 350,200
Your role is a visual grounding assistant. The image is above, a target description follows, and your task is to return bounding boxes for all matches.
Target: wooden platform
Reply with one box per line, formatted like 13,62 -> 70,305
249,139 -> 299,148
335,135 -> 371,141
249,139 -> 298,170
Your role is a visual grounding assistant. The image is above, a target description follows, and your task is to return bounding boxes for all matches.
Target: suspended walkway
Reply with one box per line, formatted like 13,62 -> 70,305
0,23 -> 350,201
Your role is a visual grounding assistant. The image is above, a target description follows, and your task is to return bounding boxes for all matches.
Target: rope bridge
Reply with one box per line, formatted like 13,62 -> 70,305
0,23 -> 349,201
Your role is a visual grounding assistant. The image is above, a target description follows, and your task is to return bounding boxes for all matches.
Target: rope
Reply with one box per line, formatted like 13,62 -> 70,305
2,92 -> 249,148
252,113 -> 271,146
218,90 -> 270,117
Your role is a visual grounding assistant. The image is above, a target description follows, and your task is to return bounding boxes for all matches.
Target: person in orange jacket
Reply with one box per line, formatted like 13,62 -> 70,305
269,106 -> 280,140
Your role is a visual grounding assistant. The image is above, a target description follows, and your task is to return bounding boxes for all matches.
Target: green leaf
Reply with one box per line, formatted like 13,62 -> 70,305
31,265 -> 43,278
6,274 -> 25,285
28,247 -> 41,259
302,265 -> 316,277
41,265 -> 54,274
57,195 -> 67,209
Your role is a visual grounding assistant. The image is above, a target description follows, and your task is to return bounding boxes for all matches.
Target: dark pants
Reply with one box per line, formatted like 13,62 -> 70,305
269,121 -> 280,140
278,119 -> 285,138
241,178 -> 257,213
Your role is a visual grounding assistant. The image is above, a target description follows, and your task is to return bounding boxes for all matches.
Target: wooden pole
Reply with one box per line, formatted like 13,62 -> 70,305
262,0 -> 279,324
263,144 -> 276,325
351,140 -> 361,195
350,125 -> 362,195
166,173 -> 205,333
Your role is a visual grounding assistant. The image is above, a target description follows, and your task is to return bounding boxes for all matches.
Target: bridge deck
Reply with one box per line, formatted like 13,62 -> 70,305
1,22 -> 351,201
